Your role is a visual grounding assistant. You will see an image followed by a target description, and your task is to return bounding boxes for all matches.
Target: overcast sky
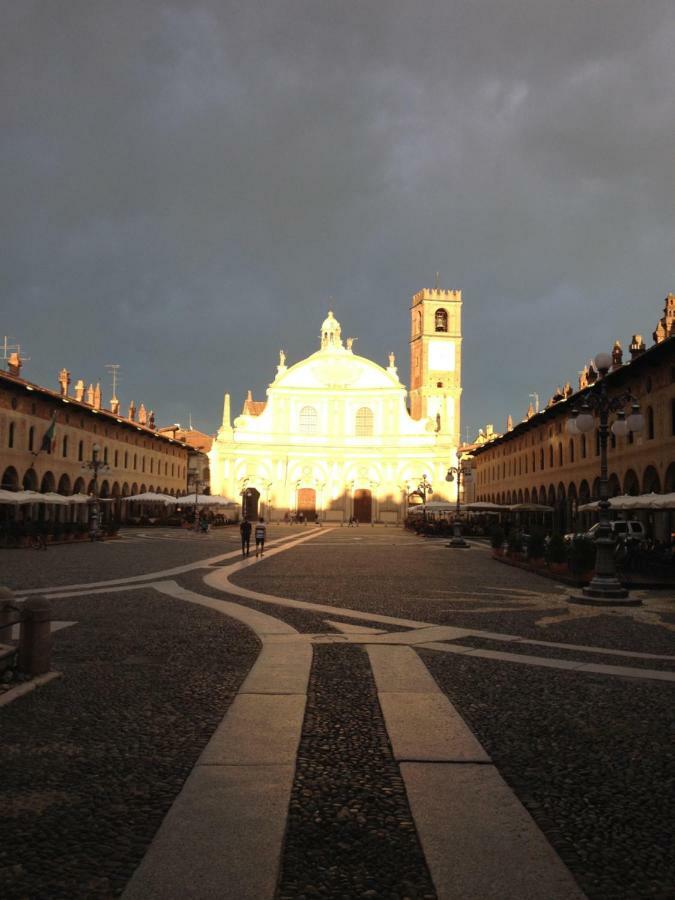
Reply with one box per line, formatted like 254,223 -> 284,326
3,1 -> 674,438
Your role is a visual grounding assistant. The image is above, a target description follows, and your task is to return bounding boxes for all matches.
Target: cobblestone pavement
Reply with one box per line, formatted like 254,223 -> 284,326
0,590 -> 258,899
2,525 -> 674,899
230,528 -> 675,654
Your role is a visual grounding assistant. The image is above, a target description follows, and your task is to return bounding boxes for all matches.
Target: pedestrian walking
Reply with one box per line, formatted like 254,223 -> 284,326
254,518 -> 267,557
240,517 -> 252,557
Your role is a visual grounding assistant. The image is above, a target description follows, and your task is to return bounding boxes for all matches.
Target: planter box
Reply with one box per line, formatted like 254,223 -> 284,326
548,562 -> 569,576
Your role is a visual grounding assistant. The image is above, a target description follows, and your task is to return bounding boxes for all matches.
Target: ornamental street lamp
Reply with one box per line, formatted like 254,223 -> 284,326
445,450 -> 472,548
82,443 -> 108,540
415,474 -> 433,522
191,474 -> 205,531
566,351 -> 643,606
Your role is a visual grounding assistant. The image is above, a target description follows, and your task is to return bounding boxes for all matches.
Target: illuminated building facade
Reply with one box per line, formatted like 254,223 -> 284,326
209,288 -> 463,522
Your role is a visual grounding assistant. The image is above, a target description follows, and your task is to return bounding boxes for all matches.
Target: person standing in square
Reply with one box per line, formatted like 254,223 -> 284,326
254,518 -> 267,557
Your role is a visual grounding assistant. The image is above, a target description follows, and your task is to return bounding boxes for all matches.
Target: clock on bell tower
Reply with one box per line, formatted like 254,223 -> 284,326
409,284 -> 462,446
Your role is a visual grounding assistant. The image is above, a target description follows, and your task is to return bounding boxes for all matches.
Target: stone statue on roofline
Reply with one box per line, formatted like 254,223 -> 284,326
128,400 -> 136,421
138,403 -> 147,425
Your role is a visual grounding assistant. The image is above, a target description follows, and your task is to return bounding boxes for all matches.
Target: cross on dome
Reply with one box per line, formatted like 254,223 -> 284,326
320,310 -> 342,349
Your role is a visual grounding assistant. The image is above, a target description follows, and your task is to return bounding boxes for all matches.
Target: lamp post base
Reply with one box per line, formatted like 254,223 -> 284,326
447,522 -> 469,548
570,578 -> 641,606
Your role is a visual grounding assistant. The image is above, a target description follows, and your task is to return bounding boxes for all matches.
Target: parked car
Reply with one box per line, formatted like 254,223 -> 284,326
586,520 -> 647,543
564,520 -> 647,543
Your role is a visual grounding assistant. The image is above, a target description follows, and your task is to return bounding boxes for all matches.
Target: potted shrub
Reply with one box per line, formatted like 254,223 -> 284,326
546,533 -> 568,575
527,528 -> 546,567
507,530 -> 524,559
490,525 -> 506,557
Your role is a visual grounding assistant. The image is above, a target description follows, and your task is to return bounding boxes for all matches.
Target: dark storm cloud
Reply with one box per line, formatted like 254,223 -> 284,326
2,1 -> 674,434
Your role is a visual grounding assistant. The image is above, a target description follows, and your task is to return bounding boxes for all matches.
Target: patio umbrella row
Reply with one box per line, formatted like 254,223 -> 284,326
408,501 -> 554,514
0,490 -> 238,506
578,492 -> 675,512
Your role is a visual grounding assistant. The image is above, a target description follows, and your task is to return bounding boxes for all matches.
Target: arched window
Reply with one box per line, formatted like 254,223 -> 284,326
558,444 -> 563,466
8,422 -> 15,448
581,434 -> 586,458
114,450 -> 119,467
103,446 -> 109,464
299,406 -> 318,434
355,407 -> 374,436
78,440 -> 84,461
647,406 -> 654,440
28,427 -> 35,452
133,453 -> 137,470
62,436 -> 68,458
569,439 -> 575,463
540,448 -> 544,470
434,309 -> 448,332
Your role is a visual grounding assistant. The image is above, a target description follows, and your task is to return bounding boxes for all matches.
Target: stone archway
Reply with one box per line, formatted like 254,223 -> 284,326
40,471 -> 55,493
243,487 -> 260,520
665,463 -> 675,493
353,489 -> 372,523
57,474 -> 71,496
1,466 -> 19,490
642,466 -> 661,494
622,469 -> 639,496
296,488 -> 315,522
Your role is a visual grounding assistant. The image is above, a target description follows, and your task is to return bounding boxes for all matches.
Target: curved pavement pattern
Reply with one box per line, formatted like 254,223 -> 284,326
33,528 -> 675,899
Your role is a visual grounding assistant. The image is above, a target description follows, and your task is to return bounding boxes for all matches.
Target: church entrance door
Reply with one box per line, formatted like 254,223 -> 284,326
243,488 -> 260,520
353,489 -> 372,523
297,488 -> 316,522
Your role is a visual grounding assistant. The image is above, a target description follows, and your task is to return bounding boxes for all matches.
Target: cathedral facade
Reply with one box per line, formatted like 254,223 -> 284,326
209,287 -> 462,522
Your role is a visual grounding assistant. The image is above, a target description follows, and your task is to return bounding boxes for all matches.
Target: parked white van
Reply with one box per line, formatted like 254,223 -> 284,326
585,520 -> 647,542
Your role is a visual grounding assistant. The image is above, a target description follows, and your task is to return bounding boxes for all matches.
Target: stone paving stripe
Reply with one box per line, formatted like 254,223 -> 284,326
198,694 -> 306,766
463,629 -> 675,661
355,624 -> 472,645
377,667 -> 491,763
29,528 -> 326,597
324,619 -> 385,633
120,581 -> 313,900
418,641 -> 675,682
401,762 -> 586,900
215,566 -> 436,629
367,644 -> 441,693
0,671 -> 62,708
379,691 -> 490,763
239,642 -> 312,694
122,764 -> 295,900
152,581 -> 298,636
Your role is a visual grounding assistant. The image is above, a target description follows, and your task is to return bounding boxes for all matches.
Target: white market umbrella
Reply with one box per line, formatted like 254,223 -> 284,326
0,489 -> 23,504
39,492 -> 72,506
1,490 -> 42,505
509,503 -> 554,512
645,492 -> 675,510
464,501 -> 506,511
578,494 -> 649,512
185,495 -> 238,506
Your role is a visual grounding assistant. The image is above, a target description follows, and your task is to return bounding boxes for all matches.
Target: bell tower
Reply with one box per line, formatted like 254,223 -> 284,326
409,284 -> 462,445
